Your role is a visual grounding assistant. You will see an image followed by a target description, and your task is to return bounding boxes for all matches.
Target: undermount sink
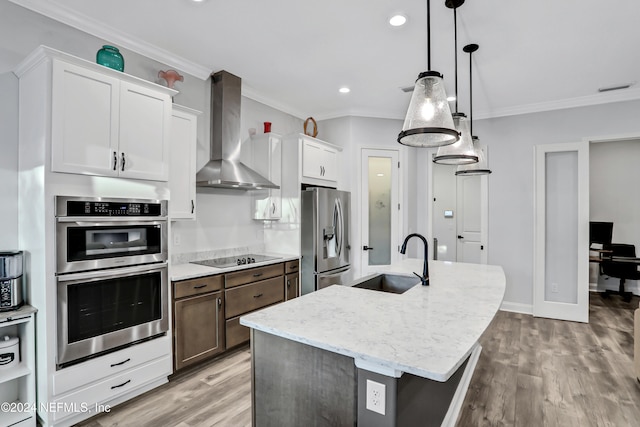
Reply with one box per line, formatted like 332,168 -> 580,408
351,273 -> 419,294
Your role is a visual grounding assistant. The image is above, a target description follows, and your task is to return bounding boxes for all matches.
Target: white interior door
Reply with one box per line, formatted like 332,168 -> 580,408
534,141 -> 589,323
361,149 -> 400,275
456,172 -> 488,264
429,150 -> 489,264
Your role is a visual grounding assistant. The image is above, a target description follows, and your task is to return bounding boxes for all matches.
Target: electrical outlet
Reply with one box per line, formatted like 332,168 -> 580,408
173,233 -> 181,246
551,283 -> 559,293
366,379 -> 386,415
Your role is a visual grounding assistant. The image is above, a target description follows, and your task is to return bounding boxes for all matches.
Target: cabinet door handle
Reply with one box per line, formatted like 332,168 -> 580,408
253,273 -> 263,278
113,152 -> 118,171
272,202 -> 276,214
110,379 -> 131,390
217,297 -> 222,307
121,152 -> 126,171
287,279 -> 291,288
191,200 -> 195,214
253,293 -> 263,298
289,265 -> 297,270
193,284 -> 207,289
110,358 -> 130,367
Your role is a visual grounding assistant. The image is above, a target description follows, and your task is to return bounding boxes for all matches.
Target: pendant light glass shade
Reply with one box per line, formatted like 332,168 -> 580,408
456,136 -> 492,175
398,71 -> 459,148
433,112 -> 478,164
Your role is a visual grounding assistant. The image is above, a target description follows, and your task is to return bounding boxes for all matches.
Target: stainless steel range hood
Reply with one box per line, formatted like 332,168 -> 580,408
196,70 -> 279,190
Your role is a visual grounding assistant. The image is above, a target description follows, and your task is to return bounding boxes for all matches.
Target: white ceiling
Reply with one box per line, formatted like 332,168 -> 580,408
10,0 -> 640,121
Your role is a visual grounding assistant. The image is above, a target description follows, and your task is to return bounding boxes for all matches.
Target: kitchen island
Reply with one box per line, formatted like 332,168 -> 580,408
240,259 -> 505,427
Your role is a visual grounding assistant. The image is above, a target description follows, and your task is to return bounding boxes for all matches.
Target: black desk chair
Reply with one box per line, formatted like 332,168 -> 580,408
601,243 -> 640,302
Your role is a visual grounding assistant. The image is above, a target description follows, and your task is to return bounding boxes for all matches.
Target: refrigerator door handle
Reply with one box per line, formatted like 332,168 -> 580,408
335,198 -> 344,258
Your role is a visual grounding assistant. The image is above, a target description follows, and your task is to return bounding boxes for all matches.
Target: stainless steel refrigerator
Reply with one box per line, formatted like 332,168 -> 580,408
301,187 -> 351,295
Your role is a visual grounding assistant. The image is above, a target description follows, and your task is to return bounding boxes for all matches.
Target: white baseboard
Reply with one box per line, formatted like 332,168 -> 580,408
500,301 -> 533,315
590,280 -> 640,296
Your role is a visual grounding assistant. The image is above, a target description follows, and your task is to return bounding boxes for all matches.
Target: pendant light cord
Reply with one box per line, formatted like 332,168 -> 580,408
454,7 -> 458,113
469,48 -> 473,135
427,0 -> 431,70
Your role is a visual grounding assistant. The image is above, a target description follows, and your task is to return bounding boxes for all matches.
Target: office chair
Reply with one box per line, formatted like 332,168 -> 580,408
601,243 -> 640,303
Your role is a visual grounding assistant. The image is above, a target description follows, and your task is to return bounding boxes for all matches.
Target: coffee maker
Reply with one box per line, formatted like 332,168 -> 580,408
0,251 -> 24,311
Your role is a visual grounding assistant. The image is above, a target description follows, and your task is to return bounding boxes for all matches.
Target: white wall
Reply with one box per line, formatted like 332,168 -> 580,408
0,71 -> 18,249
476,99 -> 640,307
589,138 -> 640,293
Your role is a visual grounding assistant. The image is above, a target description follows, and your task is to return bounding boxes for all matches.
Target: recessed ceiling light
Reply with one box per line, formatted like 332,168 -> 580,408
376,173 -> 385,177
339,87 -> 351,94
389,14 -> 407,27
447,96 -> 456,102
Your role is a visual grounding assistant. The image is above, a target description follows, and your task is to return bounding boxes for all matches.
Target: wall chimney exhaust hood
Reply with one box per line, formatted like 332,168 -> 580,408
196,70 -> 279,190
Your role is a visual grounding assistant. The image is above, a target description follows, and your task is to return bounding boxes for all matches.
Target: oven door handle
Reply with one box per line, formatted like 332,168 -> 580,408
57,217 -> 167,223
56,263 -> 168,283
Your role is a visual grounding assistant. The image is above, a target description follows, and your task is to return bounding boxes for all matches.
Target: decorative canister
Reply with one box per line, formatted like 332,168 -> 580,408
96,45 -> 124,72
0,336 -> 19,369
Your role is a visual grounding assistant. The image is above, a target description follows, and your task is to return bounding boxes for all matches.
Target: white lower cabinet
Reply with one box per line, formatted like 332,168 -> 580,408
49,336 -> 171,424
0,307 -> 37,427
169,105 -> 201,220
50,356 -> 171,423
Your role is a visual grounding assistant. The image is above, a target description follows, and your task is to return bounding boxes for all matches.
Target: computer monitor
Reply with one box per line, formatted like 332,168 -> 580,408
589,221 -> 613,246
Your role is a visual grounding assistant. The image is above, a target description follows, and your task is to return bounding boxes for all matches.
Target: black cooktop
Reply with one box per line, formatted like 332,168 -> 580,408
191,254 -> 282,269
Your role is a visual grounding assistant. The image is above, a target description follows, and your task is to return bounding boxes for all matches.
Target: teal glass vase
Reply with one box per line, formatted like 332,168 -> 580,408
96,45 -> 124,72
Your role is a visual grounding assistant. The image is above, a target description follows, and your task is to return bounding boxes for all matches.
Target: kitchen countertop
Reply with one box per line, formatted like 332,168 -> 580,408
240,259 -> 505,382
170,253 -> 300,281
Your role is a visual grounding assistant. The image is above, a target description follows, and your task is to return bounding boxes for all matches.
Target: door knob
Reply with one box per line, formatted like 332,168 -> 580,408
363,245 -> 374,251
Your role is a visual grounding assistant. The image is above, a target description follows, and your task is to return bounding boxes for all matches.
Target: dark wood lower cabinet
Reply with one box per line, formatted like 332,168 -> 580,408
173,291 -> 224,371
172,259 -> 298,371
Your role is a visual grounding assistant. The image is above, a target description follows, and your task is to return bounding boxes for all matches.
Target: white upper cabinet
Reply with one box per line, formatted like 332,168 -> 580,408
51,60 -> 120,176
251,133 -> 282,220
169,105 -> 200,220
301,136 -> 340,185
118,81 -> 172,181
45,51 -> 174,181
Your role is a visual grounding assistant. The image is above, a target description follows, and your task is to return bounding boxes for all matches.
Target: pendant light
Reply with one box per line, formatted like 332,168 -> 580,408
433,0 -> 478,165
456,43 -> 492,176
397,0 -> 459,148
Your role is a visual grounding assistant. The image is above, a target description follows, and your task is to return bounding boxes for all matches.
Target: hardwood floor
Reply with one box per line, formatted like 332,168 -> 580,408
458,293 -> 640,427
77,293 -> 640,427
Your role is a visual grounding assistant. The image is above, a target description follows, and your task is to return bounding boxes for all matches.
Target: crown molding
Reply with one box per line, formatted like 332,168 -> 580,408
241,85 -> 308,120
474,87 -> 640,120
9,0 -> 211,79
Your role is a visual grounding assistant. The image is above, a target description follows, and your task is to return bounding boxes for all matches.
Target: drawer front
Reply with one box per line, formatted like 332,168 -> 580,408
52,355 -> 171,422
225,276 -> 284,318
225,263 -> 283,289
285,259 -> 299,274
174,274 -> 223,299
226,316 -> 250,349
53,336 -> 170,396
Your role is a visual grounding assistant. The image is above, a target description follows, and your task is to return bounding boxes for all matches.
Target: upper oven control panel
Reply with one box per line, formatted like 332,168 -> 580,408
55,196 -> 168,218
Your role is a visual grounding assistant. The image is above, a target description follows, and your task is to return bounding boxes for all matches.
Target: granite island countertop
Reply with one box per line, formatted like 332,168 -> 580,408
240,259 -> 505,382
170,253 -> 300,281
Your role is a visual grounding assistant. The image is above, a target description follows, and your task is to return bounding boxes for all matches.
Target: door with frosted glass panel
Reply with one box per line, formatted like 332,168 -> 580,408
361,149 -> 400,274
533,142 -> 589,323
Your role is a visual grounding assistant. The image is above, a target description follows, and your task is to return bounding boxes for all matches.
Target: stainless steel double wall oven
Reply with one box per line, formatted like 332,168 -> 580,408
55,196 -> 169,368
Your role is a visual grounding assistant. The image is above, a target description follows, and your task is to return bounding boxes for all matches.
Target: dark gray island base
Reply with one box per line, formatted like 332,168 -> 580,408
251,330 -> 472,427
